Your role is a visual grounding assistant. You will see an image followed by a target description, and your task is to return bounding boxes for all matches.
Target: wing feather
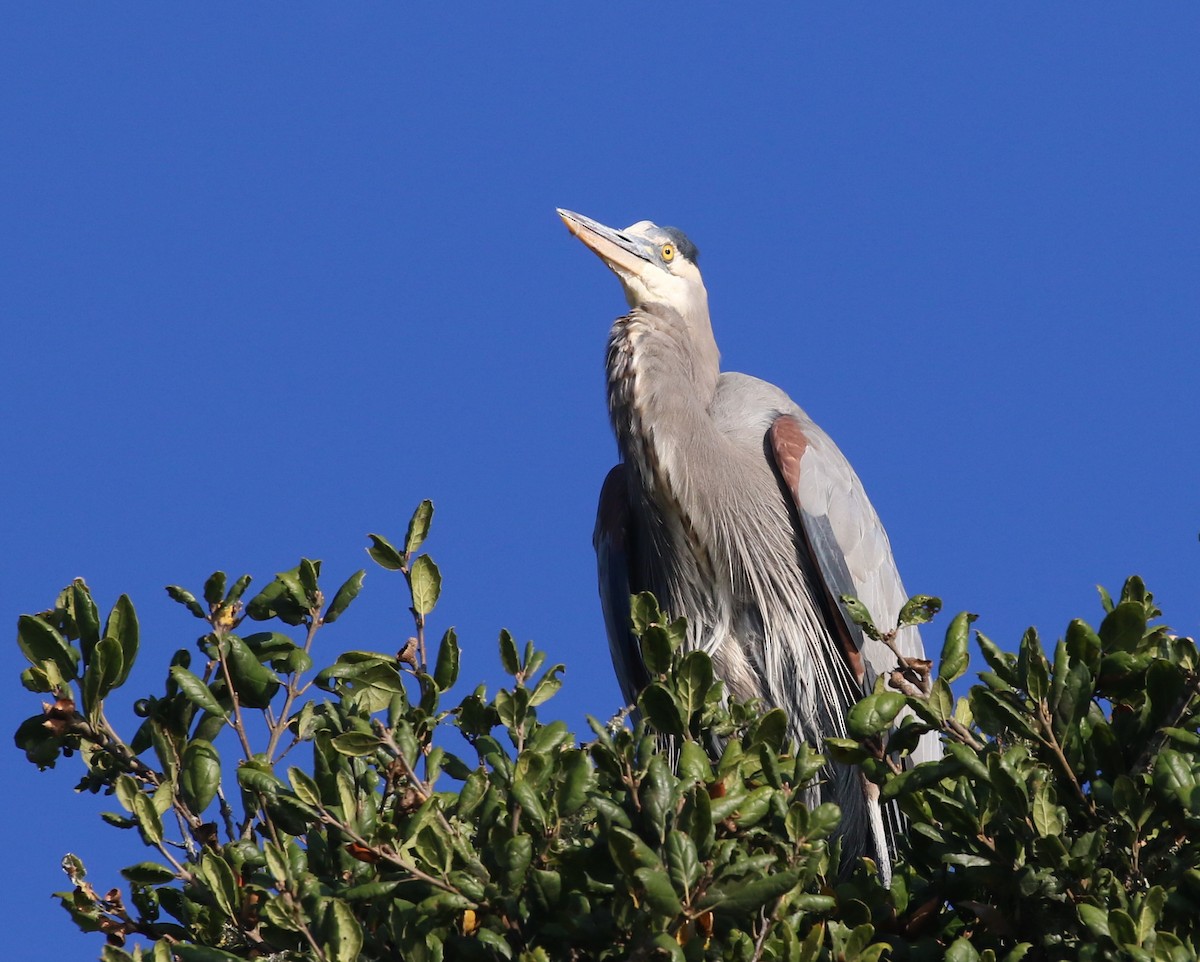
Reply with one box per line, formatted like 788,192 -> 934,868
593,464 -> 648,706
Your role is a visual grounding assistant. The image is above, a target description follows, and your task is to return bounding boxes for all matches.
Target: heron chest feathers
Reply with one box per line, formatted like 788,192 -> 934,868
606,316 -> 835,717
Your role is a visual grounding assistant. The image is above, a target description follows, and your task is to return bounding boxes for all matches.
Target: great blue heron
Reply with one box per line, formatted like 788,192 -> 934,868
558,208 -> 939,881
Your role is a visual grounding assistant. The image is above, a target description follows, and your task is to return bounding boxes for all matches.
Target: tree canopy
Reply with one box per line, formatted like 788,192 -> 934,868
14,503 -> 1200,961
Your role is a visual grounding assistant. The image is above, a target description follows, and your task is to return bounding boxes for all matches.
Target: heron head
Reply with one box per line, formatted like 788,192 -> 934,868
558,209 -> 707,318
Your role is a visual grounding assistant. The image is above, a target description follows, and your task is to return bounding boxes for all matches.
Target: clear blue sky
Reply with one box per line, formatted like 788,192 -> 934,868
4,6 -> 1198,957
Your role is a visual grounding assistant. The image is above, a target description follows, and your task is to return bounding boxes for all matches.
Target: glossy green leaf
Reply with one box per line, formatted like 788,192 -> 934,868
103,594 -> 139,686
529,663 -> 564,706
409,554 -> 441,615
224,635 -> 280,708
700,867 -> 801,914
640,625 -> 673,675
898,594 -> 942,628
848,691 -> 907,738
17,614 -> 79,681
678,740 -> 714,782
556,749 -> 593,815
1099,602 -> 1147,653
677,649 -> 714,717
170,666 -> 225,717
165,585 -> 207,619
639,683 -> 686,737
81,635 -> 123,716
330,731 -> 382,756
630,592 -> 665,634
405,499 -> 434,556
72,581 -> 100,663
323,569 -> 365,624
498,628 -> 520,676
840,595 -> 882,640
608,826 -> 662,875
203,571 -> 227,608
366,533 -> 405,570
132,791 -> 163,846
323,897 -> 364,962
120,862 -> 177,885
634,866 -> 683,916
939,611 -> 976,682
180,739 -> 221,813
666,829 -> 701,897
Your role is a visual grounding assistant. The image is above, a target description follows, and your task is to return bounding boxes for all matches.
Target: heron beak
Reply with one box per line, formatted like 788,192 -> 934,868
557,208 -> 653,280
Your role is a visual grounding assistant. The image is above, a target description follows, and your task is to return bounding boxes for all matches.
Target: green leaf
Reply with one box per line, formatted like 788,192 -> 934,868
198,851 -> 239,918
898,594 -> 942,628
330,731 -> 382,757
640,625 -> 673,675
1109,908 -> 1138,947
323,897 -> 364,962
72,581 -> 101,663
1030,779 -> 1063,837
180,739 -> 221,813
1153,748 -> 1199,810
631,592 -> 665,635
1065,618 -> 1102,673
1099,602 -> 1148,653
677,650 -> 714,717
529,663 -> 565,706
298,558 -> 320,600
366,533 -> 406,571
225,574 -> 253,604
165,585 -> 207,619
666,829 -> 701,897
170,666 -> 226,717
203,571 -> 227,608
939,611 -> 976,682
556,749 -> 593,815
103,594 -> 139,686
17,614 -> 79,681
432,628 -> 460,691
634,866 -> 683,916
499,629 -> 520,676
288,767 -> 323,809
410,554 -> 441,615
700,867 -> 801,914
120,862 -> 177,885
323,569 -> 365,624
1078,903 -> 1110,939
840,595 -> 882,641
81,635 -> 123,716
224,635 -> 281,709
848,691 -> 907,738
512,776 -> 548,833
639,683 -> 686,737
1018,627 -> 1050,704
132,791 -> 163,846
678,741 -> 714,782
608,826 -> 662,875
405,499 -> 434,555
944,938 -> 982,962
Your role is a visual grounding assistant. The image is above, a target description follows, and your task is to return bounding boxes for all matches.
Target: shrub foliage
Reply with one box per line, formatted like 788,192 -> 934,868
14,503 -> 1200,961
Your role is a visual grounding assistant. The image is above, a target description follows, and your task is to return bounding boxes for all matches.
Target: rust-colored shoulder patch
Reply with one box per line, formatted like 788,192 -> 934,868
768,414 -> 809,494
768,415 -> 866,685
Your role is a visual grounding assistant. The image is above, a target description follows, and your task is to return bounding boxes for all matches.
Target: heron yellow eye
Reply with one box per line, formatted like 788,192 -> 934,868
661,244 -> 675,262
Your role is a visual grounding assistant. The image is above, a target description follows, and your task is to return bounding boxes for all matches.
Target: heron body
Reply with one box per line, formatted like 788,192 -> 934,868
559,209 -> 937,881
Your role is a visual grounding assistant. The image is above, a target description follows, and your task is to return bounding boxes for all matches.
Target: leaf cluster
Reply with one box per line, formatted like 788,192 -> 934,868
13,503 -> 1200,962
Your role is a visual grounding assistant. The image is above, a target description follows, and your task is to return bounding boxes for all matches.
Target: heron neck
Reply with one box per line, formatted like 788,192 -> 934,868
606,304 -> 722,491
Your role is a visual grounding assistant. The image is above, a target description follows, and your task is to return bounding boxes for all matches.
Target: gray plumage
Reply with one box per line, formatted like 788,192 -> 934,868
559,209 -> 938,883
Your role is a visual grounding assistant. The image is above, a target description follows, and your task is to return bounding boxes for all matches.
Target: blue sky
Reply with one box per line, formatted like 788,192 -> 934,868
4,6 -> 1198,957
